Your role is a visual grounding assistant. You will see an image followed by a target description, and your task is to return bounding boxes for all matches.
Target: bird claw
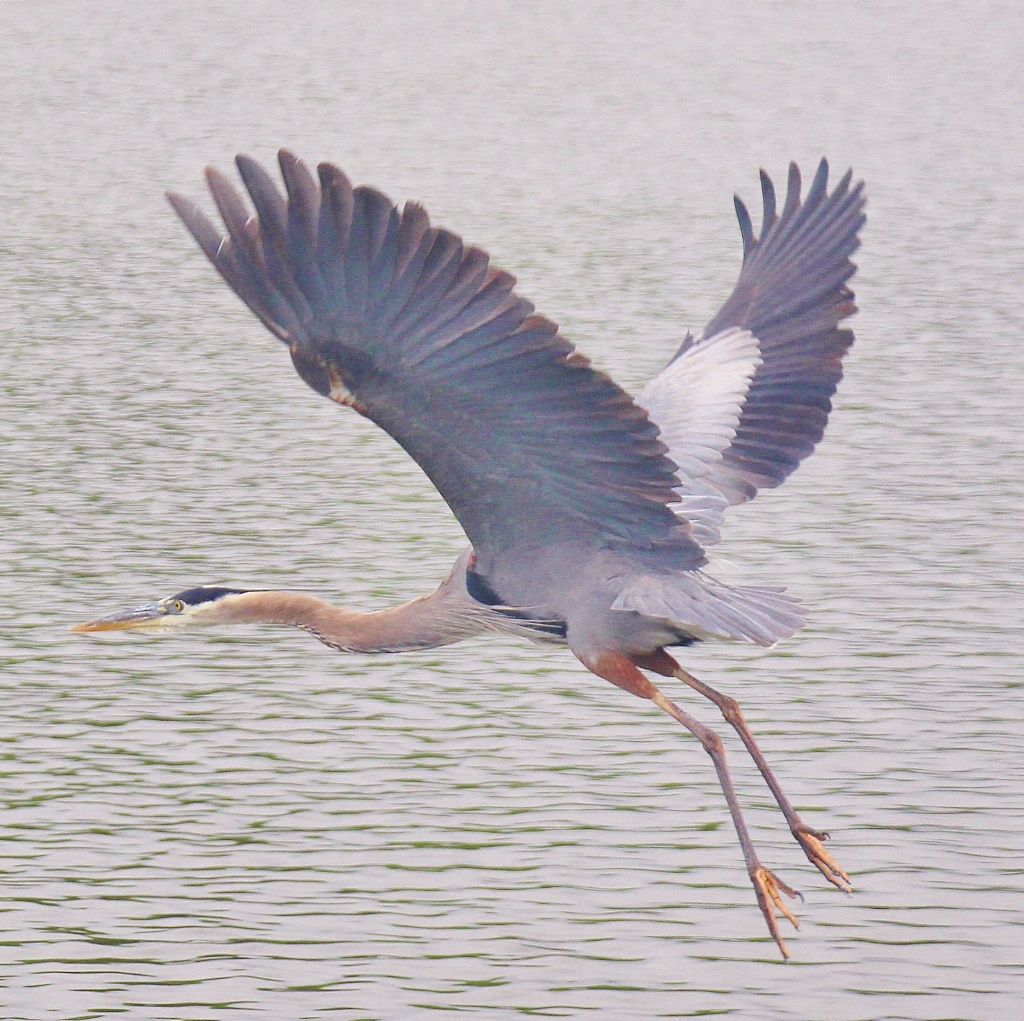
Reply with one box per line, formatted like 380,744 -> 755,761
792,824 -> 852,893
749,827 -> 851,959
751,864 -> 800,960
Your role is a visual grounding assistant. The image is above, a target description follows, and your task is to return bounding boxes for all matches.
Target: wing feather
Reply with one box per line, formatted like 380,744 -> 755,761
647,159 -> 865,514
636,326 -> 761,548
168,152 -> 701,573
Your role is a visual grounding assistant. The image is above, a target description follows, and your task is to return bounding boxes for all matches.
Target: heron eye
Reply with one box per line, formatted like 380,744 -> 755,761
170,599 -> 185,613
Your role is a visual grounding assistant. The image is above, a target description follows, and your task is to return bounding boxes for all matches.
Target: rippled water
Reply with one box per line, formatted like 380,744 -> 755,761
3,2 -> 1023,1018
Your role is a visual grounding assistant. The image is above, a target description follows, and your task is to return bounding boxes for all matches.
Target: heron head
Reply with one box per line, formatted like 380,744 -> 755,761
71,586 -> 250,633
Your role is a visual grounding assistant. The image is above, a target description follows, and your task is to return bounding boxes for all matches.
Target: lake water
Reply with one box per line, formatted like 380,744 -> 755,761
2,2 -> 1022,1018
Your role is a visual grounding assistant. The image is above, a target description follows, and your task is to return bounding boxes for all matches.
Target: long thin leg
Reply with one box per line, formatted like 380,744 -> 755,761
671,662 -> 851,893
578,649 -> 800,959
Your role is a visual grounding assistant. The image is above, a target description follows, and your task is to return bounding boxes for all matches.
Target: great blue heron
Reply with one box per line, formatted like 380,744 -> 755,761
75,151 -> 865,958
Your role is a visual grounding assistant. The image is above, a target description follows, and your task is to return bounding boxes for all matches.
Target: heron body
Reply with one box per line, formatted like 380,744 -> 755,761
76,152 -> 865,957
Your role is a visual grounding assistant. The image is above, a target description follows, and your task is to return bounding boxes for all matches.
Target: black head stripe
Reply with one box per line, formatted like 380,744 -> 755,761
171,586 -> 249,606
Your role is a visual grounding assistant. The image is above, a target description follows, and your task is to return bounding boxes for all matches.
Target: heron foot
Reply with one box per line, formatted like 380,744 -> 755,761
792,824 -> 852,893
751,863 -> 801,960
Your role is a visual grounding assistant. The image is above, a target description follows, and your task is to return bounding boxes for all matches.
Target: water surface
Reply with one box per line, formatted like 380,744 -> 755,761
2,2 -> 1022,1018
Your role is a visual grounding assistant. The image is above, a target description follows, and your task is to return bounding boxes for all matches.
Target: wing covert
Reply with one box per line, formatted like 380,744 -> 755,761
637,326 -> 761,547
168,152 -> 703,570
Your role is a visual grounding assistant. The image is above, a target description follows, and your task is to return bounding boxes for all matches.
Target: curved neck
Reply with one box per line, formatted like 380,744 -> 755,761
208,585 -> 484,654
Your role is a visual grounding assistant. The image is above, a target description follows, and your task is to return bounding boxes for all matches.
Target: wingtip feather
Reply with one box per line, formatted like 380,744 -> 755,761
734,195 -> 754,254
783,162 -> 802,217
165,191 -> 223,262
759,169 -> 777,236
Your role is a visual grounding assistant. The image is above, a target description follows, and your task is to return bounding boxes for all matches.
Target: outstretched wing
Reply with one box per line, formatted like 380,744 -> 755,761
643,159 -> 865,516
167,152 -> 702,571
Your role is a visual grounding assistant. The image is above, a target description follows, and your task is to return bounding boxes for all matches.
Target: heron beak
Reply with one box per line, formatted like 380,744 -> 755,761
71,602 -> 168,633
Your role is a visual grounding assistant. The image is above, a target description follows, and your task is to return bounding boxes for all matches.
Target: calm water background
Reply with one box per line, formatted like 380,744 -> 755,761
2,2 -> 1023,1018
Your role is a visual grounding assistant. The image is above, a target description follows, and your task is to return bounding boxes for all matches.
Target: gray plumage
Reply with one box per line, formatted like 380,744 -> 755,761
80,152 -> 865,958
166,153 -> 862,653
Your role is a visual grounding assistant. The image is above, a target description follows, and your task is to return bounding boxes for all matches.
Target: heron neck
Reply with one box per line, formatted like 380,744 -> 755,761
211,587 -> 482,654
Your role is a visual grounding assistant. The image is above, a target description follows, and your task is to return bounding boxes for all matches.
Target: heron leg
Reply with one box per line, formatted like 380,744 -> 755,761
644,653 -> 851,894
577,649 -> 800,959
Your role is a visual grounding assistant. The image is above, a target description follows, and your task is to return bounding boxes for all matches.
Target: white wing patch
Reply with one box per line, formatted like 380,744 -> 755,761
637,326 -> 761,548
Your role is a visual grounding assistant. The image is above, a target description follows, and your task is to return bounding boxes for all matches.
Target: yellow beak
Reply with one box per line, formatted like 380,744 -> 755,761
71,602 -> 167,633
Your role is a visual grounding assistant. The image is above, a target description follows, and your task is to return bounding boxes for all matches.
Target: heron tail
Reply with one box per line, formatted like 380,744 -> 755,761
611,570 -> 805,648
